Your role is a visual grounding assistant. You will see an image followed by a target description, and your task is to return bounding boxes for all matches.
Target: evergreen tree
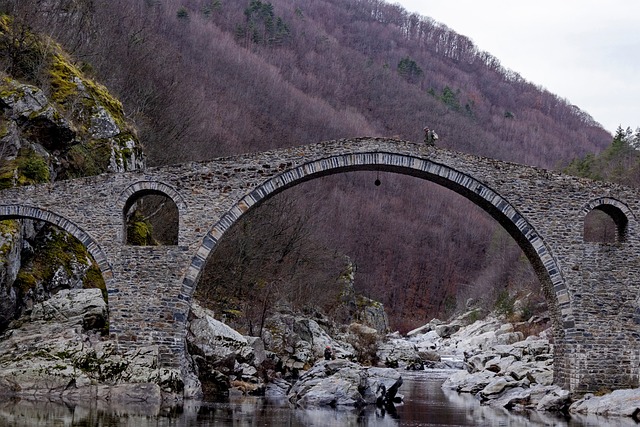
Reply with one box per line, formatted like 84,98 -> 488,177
397,56 -> 422,83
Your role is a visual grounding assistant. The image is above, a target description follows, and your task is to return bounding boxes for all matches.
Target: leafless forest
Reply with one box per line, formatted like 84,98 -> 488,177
2,0 -> 613,330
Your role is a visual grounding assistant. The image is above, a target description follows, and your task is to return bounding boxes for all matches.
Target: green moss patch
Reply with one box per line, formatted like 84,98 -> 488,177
126,211 -> 158,246
16,226 -> 106,296
59,138 -> 111,179
14,270 -> 37,294
48,51 -> 128,133
0,148 -> 50,189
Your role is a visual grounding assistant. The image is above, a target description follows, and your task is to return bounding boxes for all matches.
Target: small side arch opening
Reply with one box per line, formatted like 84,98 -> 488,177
584,204 -> 628,244
123,190 -> 179,246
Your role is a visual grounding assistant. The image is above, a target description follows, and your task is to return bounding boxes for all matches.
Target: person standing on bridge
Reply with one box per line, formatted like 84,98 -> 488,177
424,126 -> 438,145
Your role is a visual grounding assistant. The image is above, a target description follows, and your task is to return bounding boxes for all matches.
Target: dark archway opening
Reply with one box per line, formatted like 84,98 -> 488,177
584,204 -> 628,244
187,162 -> 561,399
124,190 -> 179,246
195,171 -> 547,335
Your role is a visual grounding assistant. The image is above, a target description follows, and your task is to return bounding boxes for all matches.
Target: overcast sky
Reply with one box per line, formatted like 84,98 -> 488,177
393,0 -> 640,134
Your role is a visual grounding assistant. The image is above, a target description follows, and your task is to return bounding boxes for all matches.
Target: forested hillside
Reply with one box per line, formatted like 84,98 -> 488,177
1,0 -> 613,330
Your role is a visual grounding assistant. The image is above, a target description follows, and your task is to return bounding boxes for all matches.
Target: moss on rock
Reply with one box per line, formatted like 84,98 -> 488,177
0,14 -> 144,179
14,270 -> 37,294
127,213 -> 157,246
0,220 -> 18,260
0,148 -> 50,189
15,227 -> 106,299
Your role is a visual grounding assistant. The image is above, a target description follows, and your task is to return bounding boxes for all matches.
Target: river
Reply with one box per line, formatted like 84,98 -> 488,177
0,370 -> 632,426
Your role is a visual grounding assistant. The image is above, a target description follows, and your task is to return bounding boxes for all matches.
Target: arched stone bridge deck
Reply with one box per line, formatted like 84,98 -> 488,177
1,137 -> 639,394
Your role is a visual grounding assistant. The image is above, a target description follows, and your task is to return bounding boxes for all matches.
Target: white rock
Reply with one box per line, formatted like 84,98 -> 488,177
570,388 -> 640,418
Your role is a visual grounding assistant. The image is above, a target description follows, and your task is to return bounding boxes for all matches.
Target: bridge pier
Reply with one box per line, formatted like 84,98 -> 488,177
557,247 -> 640,393
106,246 -> 193,371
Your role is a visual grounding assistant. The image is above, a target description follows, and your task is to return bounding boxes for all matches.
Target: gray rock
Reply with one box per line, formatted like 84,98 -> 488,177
495,331 -> 524,345
287,360 -> 401,408
263,314 -> 354,366
505,361 -> 537,381
418,349 -> 441,362
492,344 -> 523,359
429,358 -> 466,370
89,106 -> 120,139
484,355 -> 516,374
265,378 -> 291,398
377,338 -> 420,368
526,338 -> 551,357
480,377 -> 511,398
536,387 -> 570,411
245,336 -> 267,365
409,319 -> 444,337
435,323 -> 461,338
467,353 -> 495,373
487,386 -> 532,409
569,388 -> 640,418
288,360 -> 367,407
442,370 -> 496,394
187,302 -> 255,370
0,289 -> 186,401
355,297 -> 389,334
527,367 -> 554,386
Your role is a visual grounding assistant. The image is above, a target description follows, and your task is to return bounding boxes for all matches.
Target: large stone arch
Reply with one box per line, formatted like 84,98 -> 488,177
177,152 -> 572,380
0,204 -> 113,282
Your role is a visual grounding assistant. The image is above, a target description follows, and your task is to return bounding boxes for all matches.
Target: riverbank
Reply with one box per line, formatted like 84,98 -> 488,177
2,287 -> 640,423
0,369 -> 630,426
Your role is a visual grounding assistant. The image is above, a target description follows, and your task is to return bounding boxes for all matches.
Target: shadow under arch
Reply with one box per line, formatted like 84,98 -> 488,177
0,204 -> 113,282
178,151 -> 573,384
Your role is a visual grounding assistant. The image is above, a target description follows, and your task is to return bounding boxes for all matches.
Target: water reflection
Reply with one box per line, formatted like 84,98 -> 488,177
0,371 -> 634,426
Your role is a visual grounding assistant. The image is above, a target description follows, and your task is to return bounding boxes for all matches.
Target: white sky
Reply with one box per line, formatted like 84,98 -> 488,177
394,0 -> 640,134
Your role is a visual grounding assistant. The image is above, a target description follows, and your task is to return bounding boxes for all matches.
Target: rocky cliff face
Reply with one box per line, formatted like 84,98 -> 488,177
0,15 -> 145,331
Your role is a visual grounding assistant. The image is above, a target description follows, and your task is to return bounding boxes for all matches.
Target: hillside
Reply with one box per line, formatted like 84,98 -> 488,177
1,0 -> 613,330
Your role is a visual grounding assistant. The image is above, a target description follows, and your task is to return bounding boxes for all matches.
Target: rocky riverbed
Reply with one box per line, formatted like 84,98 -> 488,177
2,288 -> 640,422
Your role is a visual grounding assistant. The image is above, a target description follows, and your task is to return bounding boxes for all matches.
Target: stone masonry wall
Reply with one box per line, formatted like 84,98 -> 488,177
1,137 -> 639,393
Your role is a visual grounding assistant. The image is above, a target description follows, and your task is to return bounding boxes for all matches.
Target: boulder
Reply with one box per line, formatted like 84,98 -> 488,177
287,360 -> 402,408
354,296 -> 389,334
435,323 -> 461,338
536,387 -> 570,412
442,370 -> 496,394
487,386 -> 532,410
186,302 -> 259,397
187,314 -> 254,367
418,349 -> 441,362
406,319 -> 443,337
479,377 -> 513,399
265,377 -> 291,398
570,389 -> 640,418
246,336 -> 267,365
288,360 -> 367,407
495,331 -> 524,345
262,314 -> 354,368
377,337 -> 420,368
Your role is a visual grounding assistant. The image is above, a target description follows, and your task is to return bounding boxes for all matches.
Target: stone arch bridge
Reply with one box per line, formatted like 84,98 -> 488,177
1,137 -> 640,394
